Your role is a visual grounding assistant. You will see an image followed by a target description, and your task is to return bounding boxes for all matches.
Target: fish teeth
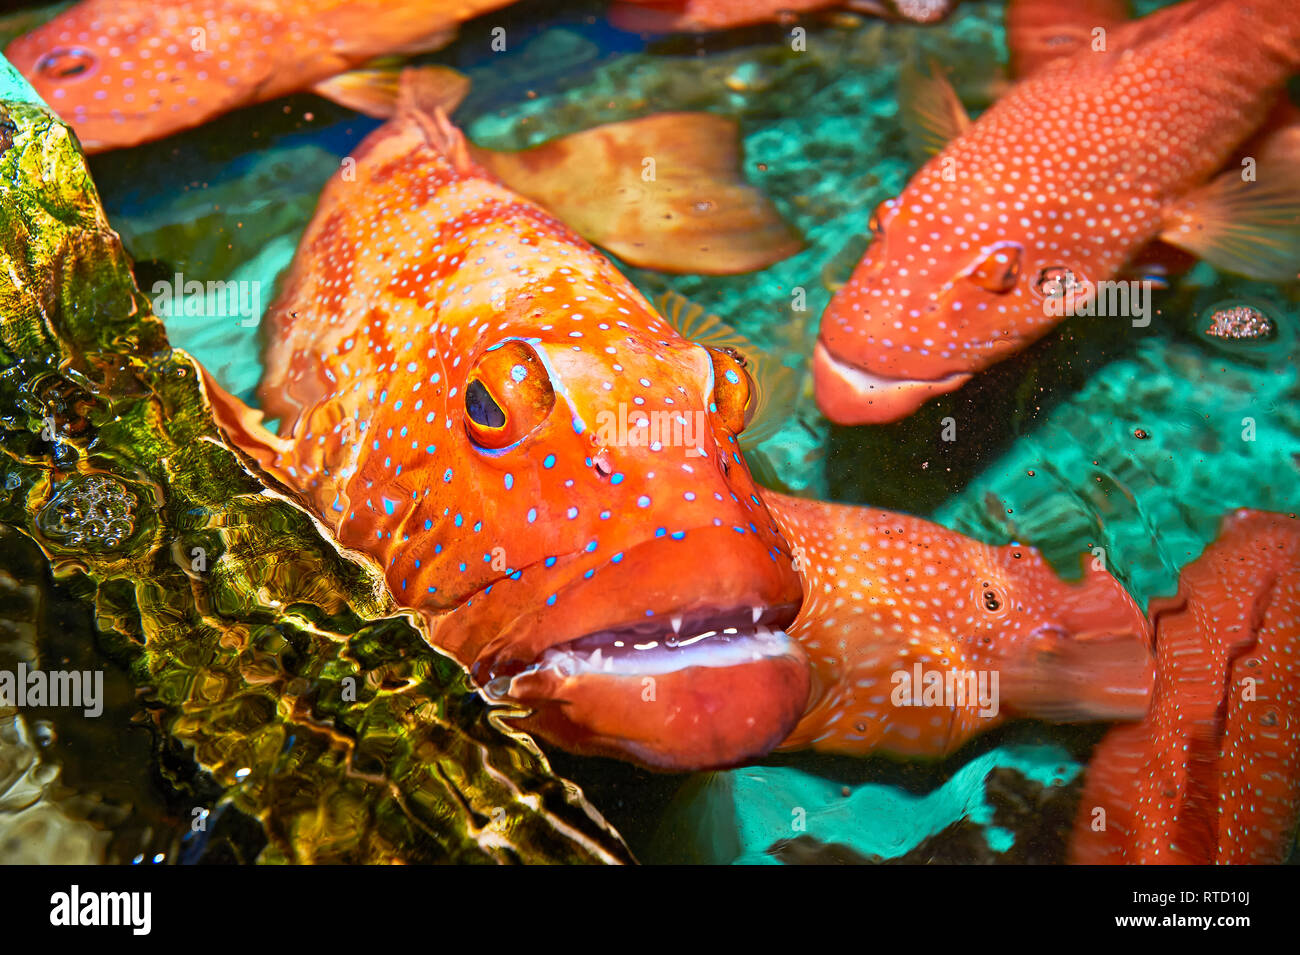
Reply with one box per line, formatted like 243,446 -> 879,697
752,606 -> 763,624
671,615 -> 683,634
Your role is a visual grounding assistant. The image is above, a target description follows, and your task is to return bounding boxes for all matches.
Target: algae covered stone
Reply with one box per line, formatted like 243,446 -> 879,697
0,60 -> 630,864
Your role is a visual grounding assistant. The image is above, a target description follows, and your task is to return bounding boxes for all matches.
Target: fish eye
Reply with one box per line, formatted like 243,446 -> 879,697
963,241 -> 1022,293
465,380 -> 505,428
35,47 -> 97,80
868,198 -> 899,239
707,346 -> 756,435
463,341 -> 556,451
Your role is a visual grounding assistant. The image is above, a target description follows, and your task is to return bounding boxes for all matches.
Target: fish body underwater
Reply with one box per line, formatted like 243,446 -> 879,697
814,0 -> 1300,424
207,72 -> 1156,772
3,0 -> 516,152
1071,510 -> 1300,864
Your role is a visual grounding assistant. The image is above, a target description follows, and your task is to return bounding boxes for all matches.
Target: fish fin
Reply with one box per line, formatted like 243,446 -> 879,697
1158,156 -> 1300,281
656,291 -> 800,449
1006,0 -> 1132,78
476,112 -> 803,274
999,556 -> 1153,724
392,68 -> 477,172
312,64 -> 470,120
195,361 -> 293,473
386,26 -> 459,56
898,58 -> 971,159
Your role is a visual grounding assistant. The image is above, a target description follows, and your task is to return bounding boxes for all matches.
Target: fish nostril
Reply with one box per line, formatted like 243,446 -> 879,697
592,448 -> 613,478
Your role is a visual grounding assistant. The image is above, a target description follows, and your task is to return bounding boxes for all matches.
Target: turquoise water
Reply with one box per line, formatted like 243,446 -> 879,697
2,0 -> 1296,863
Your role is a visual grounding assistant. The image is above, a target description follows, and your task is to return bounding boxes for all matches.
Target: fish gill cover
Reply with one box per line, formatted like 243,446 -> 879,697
0,62 -> 630,865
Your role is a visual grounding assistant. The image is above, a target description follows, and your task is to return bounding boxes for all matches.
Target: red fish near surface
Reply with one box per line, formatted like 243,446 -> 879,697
1071,510 -> 1300,865
3,0 -> 515,152
814,0 -> 1300,424
209,72 -> 1155,771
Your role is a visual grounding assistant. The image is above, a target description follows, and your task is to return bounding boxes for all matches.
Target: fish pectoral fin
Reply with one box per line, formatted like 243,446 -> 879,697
311,64 -> 470,120
898,58 -> 971,159
476,112 -> 803,274
1005,0 -> 1133,79
385,26 -> 460,56
196,362 -> 292,474
656,291 -> 802,450
1158,153 -> 1300,281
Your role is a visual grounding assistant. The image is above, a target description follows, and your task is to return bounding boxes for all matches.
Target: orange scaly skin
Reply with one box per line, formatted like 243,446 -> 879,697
763,492 -> 1152,756
1071,510 -> 1300,865
815,0 -> 1300,424
218,79 -> 1163,772
3,0 -> 514,153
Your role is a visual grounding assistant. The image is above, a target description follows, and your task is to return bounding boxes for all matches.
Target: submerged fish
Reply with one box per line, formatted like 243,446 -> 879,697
814,0 -> 1300,424
206,71 -> 1153,771
764,492 -> 1150,756
3,0 -> 515,152
1071,510 -> 1300,864
610,0 -> 955,33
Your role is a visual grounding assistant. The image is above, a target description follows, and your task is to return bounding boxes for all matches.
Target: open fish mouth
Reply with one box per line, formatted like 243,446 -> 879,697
482,603 -> 801,689
481,602 -> 809,772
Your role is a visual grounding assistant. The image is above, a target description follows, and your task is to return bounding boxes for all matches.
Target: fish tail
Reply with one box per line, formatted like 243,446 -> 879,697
1000,560 -> 1153,723
473,113 -> 802,274
394,68 -> 478,172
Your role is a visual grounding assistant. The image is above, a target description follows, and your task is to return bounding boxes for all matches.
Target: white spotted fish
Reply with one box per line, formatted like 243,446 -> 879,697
204,69 -> 1157,771
815,0 -> 1300,423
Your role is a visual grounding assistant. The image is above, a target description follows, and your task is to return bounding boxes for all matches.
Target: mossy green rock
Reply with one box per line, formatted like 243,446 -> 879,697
0,67 -> 630,864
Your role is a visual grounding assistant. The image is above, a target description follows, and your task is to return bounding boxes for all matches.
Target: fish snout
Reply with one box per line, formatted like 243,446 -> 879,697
812,341 -> 971,424
472,524 -> 810,770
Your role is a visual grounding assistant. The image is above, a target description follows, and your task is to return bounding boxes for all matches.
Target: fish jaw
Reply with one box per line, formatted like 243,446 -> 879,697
812,341 -> 972,424
446,522 -> 808,772
489,609 -> 810,772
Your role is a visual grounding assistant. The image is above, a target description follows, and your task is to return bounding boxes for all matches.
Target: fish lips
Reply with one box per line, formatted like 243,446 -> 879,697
813,341 -> 973,424
483,603 -> 810,771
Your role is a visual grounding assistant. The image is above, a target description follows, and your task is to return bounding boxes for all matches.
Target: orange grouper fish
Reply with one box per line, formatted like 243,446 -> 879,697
3,0 -> 517,153
1071,510 -> 1300,864
814,0 -> 1300,424
205,71 -> 1154,772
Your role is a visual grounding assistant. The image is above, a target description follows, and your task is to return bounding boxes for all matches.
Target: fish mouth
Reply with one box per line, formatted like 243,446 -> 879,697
481,602 -> 810,772
812,341 -> 972,424
483,602 -> 801,686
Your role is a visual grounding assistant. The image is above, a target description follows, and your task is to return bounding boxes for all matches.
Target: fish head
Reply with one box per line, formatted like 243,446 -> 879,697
814,167 -> 1093,424
408,285 -> 807,772
4,0 -> 280,152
